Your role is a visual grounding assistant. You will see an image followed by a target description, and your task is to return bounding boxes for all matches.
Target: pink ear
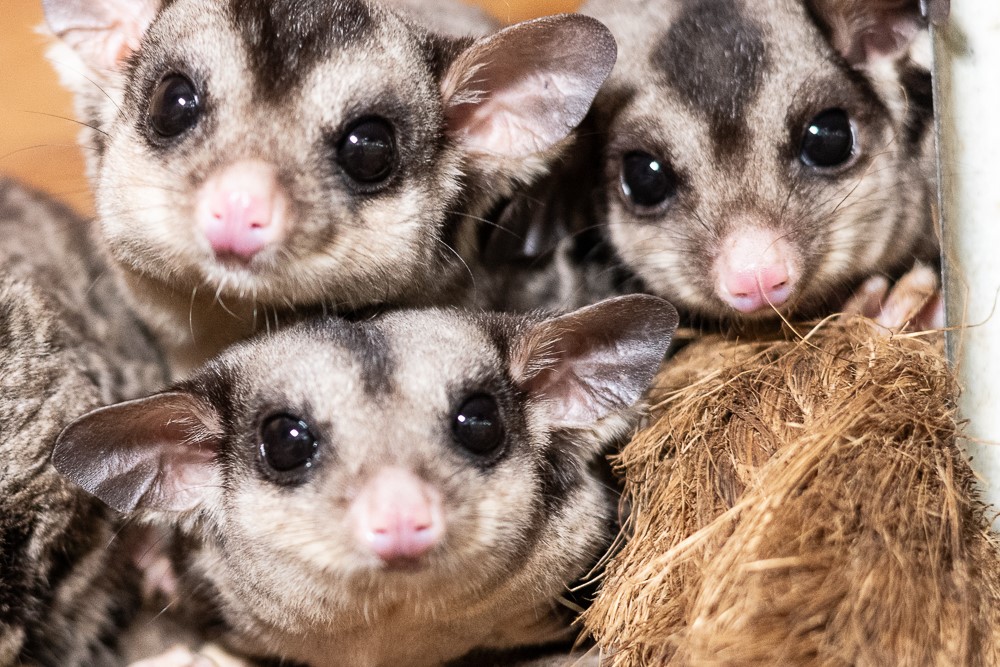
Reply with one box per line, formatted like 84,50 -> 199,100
43,0 -> 160,73
53,392 -> 222,514
441,14 -> 617,159
808,0 -> 926,65
512,295 -> 678,430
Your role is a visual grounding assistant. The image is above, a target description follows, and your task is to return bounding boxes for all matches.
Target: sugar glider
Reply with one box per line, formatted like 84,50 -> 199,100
485,0 -> 943,327
576,0 -> 944,328
54,295 -> 677,667
0,179 -> 167,666
42,0 -> 617,377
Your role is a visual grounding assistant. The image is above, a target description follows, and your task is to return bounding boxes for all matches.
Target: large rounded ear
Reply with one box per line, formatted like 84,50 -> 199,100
806,0 -> 931,66
440,14 -> 617,160
42,0 -> 160,81
53,392 -> 223,515
511,295 -> 678,433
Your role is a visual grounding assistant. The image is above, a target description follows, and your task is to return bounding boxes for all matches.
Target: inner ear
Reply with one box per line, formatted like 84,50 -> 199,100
512,295 -> 678,430
807,0 -> 925,65
440,14 -> 617,159
43,0 -> 161,73
53,392 -> 222,514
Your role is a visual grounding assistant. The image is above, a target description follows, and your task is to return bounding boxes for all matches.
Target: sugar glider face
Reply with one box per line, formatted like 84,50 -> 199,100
585,0 -> 936,323
44,0 -> 616,312
53,295 -> 677,665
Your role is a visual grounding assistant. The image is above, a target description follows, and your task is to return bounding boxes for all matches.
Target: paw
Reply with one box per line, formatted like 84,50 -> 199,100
128,646 -> 217,667
198,645 -> 255,667
128,644 -> 252,667
844,263 -> 944,332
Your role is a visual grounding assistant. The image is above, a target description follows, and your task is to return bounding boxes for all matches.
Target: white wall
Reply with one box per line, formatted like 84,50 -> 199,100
936,4 -> 1000,514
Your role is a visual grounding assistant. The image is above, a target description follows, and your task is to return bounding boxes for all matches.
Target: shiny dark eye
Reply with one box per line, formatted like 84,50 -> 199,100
148,74 -> 201,138
800,109 -> 855,168
336,118 -> 397,185
452,394 -> 505,457
621,151 -> 679,209
259,414 -> 318,475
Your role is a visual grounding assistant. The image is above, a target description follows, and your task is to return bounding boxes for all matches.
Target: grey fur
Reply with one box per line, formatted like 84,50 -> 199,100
654,0 -> 769,159
54,295 -> 677,667
484,0 -> 937,322
43,0 -> 616,376
471,127 -> 637,313
579,0 -> 938,324
0,179 -> 167,666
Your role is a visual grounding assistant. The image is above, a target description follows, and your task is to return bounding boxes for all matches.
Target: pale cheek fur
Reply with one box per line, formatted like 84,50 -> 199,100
221,497 -> 363,626
221,468 -> 539,622
99,156 -> 204,280
814,197 -> 886,289
290,194 -> 439,296
805,151 -> 902,297
608,215 -> 709,312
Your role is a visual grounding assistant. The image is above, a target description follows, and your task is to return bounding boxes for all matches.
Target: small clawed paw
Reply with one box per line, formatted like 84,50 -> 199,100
844,263 -> 944,332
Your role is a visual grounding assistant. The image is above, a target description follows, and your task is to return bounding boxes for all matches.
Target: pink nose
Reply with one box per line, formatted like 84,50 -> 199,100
715,229 -> 797,314
352,468 -> 444,565
196,161 -> 287,261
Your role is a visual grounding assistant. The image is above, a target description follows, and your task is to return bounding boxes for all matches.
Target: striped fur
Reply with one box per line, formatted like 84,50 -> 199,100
43,0 -> 615,377
578,0 -> 938,324
483,0 -> 938,323
0,179 -> 167,666
53,296 -> 676,666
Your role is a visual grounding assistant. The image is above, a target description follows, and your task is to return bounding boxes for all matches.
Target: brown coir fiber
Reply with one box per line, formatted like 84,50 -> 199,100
584,319 -> 1000,666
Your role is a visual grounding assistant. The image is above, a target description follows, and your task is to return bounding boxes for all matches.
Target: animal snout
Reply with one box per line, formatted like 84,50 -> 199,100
195,160 -> 288,261
715,228 -> 797,314
352,467 -> 445,566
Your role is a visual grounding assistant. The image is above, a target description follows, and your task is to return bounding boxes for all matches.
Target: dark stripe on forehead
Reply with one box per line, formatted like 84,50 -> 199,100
229,0 -> 374,99
652,0 -> 769,159
338,320 -> 395,396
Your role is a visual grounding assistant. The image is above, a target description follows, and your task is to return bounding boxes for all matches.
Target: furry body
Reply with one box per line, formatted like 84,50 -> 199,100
483,0 -> 938,325
0,179 -> 166,666
44,0 -> 615,376
584,0 -> 937,324
54,296 -> 676,666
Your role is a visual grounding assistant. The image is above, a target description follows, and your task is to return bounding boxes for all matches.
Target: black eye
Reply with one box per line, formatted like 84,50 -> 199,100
621,151 -> 679,209
336,118 -> 397,185
149,74 -> 201,138
452,394 -> 505,457
800,108 -> 855,168
259,414 -> 318,475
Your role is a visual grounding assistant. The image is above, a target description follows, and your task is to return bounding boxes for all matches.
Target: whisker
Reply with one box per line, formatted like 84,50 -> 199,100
17,109 -> 111,138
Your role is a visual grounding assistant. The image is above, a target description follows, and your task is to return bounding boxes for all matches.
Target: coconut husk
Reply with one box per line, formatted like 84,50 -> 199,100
584,319 -> 1000,666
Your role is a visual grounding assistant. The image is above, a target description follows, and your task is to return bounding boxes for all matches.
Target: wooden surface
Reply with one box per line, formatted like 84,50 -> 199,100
473,0 -> 579,22
0,0 -> 93,212
0,0 -> 579,214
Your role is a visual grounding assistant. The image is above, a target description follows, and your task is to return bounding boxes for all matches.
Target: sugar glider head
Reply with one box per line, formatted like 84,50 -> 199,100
584,0 -> 935,323
42,0 -> 616,309
53,295 -> 676,633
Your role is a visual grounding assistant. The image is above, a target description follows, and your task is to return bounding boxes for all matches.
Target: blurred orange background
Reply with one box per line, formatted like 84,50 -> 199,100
0,0 -> 579,214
